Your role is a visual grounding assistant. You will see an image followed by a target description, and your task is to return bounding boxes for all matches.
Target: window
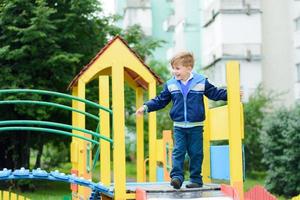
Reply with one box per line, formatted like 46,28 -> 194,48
297,63 -> 300,82
296,17 -> 300,31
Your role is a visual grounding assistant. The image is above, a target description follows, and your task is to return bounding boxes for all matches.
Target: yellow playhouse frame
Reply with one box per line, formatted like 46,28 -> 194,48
68,36 -> 163,199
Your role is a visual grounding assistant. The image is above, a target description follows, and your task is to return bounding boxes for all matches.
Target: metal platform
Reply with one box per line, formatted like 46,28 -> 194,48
124,182 -> 232,199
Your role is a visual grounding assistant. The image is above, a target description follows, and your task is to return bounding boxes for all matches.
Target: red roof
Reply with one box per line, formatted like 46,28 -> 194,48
68,35 -> 163,90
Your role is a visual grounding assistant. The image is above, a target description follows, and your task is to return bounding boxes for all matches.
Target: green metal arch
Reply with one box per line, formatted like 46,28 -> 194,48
0,100 -> 99,121
0,120 -> 112,144
0,88 -> 114,170
0,89 -> 112,113
0,127 -> 99,145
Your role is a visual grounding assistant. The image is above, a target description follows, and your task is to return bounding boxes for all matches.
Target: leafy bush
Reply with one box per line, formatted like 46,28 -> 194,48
243,85 -> 274,173
260,103 -> 300,197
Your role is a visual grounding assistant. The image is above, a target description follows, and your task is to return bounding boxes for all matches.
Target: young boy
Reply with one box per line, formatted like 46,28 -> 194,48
136,52 -> 227,189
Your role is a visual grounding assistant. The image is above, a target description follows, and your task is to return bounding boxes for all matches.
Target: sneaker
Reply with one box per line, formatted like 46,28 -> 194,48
186,182 -> 203,188
170,178 -> 182,189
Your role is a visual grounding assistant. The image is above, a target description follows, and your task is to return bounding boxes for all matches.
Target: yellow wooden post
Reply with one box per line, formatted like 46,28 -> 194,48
148,82 -> 157,182
10,193 -> 16,200
71,87 -> 79,172
3,191 -> 9,200
71,86 -> 80,198
226,61 -> 244,200
18,196 -> 25,200
136,87 -> 145,182
292,194 -> 300,200
72,80 -> 91,199
156,139 -> 164,163
162,130 -> 173,181
202,97 -> 211,183
99,76 -> 111,186
112,66 -> 126,199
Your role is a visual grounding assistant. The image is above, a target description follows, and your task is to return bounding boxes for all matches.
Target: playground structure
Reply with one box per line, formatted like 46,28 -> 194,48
1,36 -> 296,199
67,36 -> 245,199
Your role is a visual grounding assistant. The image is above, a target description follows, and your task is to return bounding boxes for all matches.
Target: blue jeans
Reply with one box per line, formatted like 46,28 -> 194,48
170,126 -> 203,184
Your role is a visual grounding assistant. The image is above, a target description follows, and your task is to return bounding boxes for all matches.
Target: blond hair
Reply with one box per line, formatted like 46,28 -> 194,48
170,51 -> 194,68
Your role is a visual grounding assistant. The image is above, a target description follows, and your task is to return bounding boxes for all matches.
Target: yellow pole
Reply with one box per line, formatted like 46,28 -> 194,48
71,86 -> 83,199
18,196 -> 25,200
226,61 -> 244,200
76,80 -> 91,198
3,191 -> 9,200
136,87 -> 145,182
71,86 -> 79,178
99,76 -> 111,186
112,66 -> 126,199
202,97 -> 211,183
148,82 -> 157,181
10,192 -> 17,200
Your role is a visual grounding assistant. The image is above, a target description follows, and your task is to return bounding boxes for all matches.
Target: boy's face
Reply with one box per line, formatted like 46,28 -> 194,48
171,64 -> 193,81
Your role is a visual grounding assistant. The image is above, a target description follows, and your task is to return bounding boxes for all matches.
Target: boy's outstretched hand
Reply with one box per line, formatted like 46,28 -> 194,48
136,106 -> 145,116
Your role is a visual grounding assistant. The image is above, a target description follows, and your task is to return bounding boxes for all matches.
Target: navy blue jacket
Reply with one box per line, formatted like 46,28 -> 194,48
145,72 -> 227,123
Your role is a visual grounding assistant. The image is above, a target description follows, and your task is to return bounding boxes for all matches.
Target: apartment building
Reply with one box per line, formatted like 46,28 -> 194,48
202,0 -> 300,104
201,0 -> 262,101
115,0 -> 202,67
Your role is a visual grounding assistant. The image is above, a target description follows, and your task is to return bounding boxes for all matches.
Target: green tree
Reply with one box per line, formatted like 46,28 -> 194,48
0,0 -> 162,172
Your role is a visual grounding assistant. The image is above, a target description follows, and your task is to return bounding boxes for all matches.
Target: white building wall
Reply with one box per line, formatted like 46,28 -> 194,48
167,0 -> 186,59
221,14 -> 261,44
240,61 -> 262,100
202,17 -> 223,66
166,0 -> 201,66
174,0 -> 185,23
261,0 -> 295,105
293,1 -> 300,100
205,60 -> 261,101
123,0 -> 152,35
203,13 -> 261,66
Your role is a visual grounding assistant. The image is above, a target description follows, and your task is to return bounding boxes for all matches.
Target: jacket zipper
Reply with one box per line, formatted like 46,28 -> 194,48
183,95 -> 187,123
178,85 -> 187,123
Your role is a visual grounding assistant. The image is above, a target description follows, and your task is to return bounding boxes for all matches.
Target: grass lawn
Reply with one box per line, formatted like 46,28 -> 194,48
12,181 -> 71,200
244,171 -> 266,191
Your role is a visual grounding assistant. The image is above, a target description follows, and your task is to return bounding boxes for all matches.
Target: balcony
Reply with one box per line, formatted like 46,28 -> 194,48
221,0 -> 260,9
222,43 -> 261,56
126,0 -> 151,8
203,43 -> 262,67
203,0 -> 261,26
